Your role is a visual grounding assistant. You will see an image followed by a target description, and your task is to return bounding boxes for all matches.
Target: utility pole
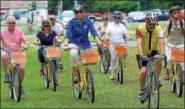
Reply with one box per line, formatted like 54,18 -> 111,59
137,1 -> 140,11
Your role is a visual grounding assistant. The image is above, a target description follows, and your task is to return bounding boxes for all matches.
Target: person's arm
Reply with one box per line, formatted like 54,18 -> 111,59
122,25 -> 132,40
136,28 -> 144,55
158,28 -> 165,55
20,31 -> 29,48
34,32 -> 40,45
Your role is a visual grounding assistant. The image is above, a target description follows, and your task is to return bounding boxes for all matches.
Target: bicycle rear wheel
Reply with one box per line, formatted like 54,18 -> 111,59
50,60 -> 57,92
176,63 -> 183,97
86,69 -> 95,103
12,68 -> 21,102
72,69 -> 82,99
117,57 -> 124,84
100,48 -> 110,74
8,71 -> 13,99
170,64 -> 176,93
150,72 -> 160,109
43,64 -> 49,89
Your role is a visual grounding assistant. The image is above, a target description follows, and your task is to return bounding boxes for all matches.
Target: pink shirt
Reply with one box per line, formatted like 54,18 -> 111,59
0,27 -> 26,51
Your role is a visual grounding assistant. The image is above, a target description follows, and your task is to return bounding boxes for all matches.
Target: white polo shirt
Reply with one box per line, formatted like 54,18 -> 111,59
106,22 -> 128,44
52,22 -> 64,35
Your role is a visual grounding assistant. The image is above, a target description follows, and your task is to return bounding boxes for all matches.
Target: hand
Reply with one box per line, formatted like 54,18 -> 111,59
24,43 -> 29,49
63,45 -> 70,51
33,42 -> 38,45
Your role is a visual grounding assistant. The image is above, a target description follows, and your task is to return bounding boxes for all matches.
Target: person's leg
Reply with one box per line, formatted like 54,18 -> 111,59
69,44 -> 80,83
2,53 -> 9,83
138,66 -> 147,101
109,43 -> 117,80
17,64 -> 25,95
37,48 -> 45,75
164,44 -> 171,80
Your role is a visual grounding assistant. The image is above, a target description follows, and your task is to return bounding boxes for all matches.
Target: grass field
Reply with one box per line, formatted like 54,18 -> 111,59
1,45 -> 184,108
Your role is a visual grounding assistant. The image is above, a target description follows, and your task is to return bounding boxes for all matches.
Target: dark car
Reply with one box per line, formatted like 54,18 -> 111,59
157,11 -> 170,21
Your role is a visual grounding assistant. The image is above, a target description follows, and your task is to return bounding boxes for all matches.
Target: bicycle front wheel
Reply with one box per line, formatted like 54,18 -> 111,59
100,48 -> 110,74
170,64 -> 176,93
12,68 -> 21,102
50,60 -> 57,92
8,72 -> 13,99
72,69 -> 82,99
117,56 -> 124,84
86,69 -> 95,103
176,63 -> 183,97
43,65 -> 49,89
150,72 -> 160,109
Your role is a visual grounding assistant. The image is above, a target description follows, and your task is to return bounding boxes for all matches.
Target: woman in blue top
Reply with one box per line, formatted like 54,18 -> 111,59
63,4 -> 102,83
34,20 -> 61,85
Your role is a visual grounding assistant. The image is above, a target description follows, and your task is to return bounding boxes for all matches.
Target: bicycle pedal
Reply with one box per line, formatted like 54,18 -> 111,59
140,100 -> 144,104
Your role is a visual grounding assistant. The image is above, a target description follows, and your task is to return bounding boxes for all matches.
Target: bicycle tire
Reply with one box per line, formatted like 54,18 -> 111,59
72,70 -> 82,99
50,60 -> 57,92
8,72 -> 14,99
43,65 -> 49,89
86,69 -> 95,103
146,74 -> 150,108
119,56 -> 124,84
100,48 -> 110,74
176,63 -> 183,97
150,72 -> 160,109
12,68 -> 21,102
170,64 -> 176,93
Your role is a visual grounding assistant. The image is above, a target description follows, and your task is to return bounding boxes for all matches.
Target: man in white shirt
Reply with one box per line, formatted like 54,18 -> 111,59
106,11 -> 131,80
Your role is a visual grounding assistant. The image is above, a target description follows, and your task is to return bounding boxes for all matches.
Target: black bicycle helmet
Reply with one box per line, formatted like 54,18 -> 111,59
42,20 -> 50,26
112,11 -> 122,17
145,12 -> 158,24
73,4 -> 84,12
170,5 -> 181,14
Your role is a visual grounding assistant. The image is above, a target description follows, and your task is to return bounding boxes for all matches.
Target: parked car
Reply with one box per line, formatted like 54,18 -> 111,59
61,10 -> 75,28
127,11 -> 146,23
84,13 -> 102,23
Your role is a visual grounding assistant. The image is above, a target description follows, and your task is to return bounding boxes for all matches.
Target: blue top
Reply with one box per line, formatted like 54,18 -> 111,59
65,17 -> 98,50
36,30 -> 57,46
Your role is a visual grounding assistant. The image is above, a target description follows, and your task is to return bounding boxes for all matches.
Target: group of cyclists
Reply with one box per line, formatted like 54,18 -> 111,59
1,3 -> 184,104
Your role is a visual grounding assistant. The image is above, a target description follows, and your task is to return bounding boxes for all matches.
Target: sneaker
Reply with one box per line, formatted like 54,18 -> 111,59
164,69 -> 170,80
110,75 -> 116,80
38,69 -> 44,76
59,63 -> 63,70
4,75 -> 9,83
55,80 -> 59,86
158,80 -> 162,87
138,88 -> 145,101
73,76 -> 79,83
21,86 -> 25,95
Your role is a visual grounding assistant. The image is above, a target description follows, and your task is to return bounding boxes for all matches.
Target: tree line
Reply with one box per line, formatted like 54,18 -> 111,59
48,0 -> 184,15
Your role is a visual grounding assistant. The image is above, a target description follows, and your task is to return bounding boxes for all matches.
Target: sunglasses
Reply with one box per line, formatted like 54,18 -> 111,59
50,18 -> 55,20
114,17 -> 121,19
44,25 -> 50,27
74,11 -> 83,14
103,19 -> 108,21
173,11 -> 180,15
8,22 -> 16,25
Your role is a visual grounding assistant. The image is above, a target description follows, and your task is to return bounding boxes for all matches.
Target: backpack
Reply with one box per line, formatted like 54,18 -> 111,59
167,19 -> 183,37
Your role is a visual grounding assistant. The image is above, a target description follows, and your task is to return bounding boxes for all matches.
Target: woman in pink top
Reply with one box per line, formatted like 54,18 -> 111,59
0,16 -> 29,95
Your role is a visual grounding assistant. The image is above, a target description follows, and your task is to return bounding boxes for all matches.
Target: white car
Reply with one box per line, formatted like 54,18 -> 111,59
61,10 -> 75,28
127,11 -> 146,23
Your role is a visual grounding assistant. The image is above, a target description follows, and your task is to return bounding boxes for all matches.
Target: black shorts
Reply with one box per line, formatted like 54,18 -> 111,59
136,50 -> 159,69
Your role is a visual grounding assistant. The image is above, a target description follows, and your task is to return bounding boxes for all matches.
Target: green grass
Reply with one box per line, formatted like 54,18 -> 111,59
1,45 -> 184,108
22,28 -> 37,35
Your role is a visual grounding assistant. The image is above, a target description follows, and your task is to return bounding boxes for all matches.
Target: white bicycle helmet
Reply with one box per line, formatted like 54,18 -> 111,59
145,12 -> 158,24
73,4 -> 84,12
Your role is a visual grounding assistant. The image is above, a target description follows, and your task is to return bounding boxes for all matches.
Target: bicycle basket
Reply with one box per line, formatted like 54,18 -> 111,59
104,40 -> 110,48
10,52 -> 27,64
45,47 -> 61,58
81,50 -> 99,65
171,48 -> 184,62
114,45 -> 127,55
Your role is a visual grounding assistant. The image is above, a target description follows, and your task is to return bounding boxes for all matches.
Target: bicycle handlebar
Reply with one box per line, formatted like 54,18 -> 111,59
140,55 -> 167,68
1,48 -> 27,54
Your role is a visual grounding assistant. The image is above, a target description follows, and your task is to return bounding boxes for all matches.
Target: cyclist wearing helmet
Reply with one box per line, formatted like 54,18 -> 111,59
105,11 -> 131,80
163,5 -> 185,80
34,20 -> 61,86
63,4 -> 102,83
136,12 -> 165,101
96,15 -> 109,40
